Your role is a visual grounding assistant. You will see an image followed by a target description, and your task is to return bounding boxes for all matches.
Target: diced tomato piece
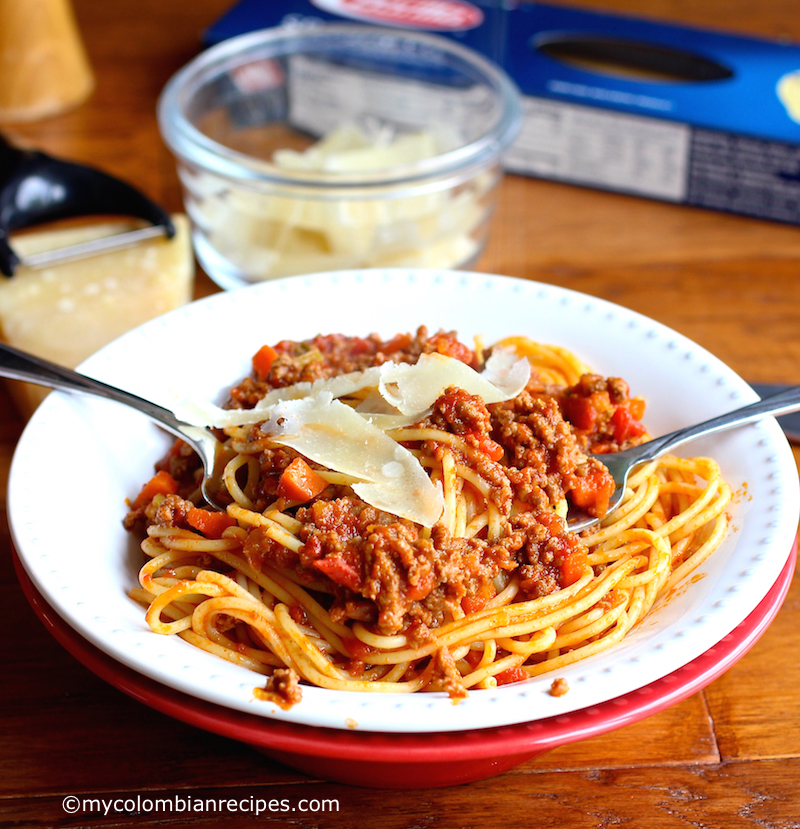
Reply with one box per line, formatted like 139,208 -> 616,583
313,556 -> 362,592
495,667 -> 529,686
610,405 -> 647,444
472,433 -> 504,461
252,344 -> 278,380
310,334 -> 336,354
273,339 -> 295,354
131,470 -> 178,509
562,395 -> 598,431
277,458 -> 329,503
186,507 -> 236,538
346,336 -> 374,356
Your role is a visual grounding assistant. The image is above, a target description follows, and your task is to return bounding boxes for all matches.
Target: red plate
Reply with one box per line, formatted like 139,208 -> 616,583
14,541 -> 796,789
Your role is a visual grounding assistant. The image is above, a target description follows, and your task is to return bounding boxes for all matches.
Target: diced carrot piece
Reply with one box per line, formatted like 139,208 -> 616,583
132,470 -> 178,509
252,344 -> 278,379
570,465 -> 615,515
462,595 -> 488,614
186,507 -> 236,538
277,457 -> 328,503
559,546 -> 588,587
627,397 -> 646,421
461,580 -> 496,614
405,571 -> 435,602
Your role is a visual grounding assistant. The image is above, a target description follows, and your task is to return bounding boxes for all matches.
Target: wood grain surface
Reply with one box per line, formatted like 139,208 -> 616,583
1,1 -> 799,827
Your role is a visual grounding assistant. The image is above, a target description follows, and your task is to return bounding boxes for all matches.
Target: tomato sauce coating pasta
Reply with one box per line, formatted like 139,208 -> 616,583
125,327 -> 731,707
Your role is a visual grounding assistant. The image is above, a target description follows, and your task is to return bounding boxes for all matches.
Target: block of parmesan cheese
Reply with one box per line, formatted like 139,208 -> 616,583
0,214 -> 194,416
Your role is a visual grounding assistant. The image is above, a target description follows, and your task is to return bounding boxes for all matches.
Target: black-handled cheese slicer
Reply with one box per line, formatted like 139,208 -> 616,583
0,134 -> 175,277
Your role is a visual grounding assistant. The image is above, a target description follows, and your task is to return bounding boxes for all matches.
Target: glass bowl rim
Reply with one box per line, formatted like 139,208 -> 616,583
157,22 -> 522,191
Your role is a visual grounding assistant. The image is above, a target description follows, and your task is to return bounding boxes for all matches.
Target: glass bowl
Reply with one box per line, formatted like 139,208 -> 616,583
157,23 -> 521,289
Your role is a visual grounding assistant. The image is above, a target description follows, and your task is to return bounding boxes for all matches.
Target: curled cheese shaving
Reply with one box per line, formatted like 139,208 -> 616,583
168,351 -> 530,526
172,352 -> 529,429
262,392 -> 445,527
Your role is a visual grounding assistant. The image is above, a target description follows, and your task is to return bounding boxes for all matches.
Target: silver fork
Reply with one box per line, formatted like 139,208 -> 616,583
0,341 -> 228,510
568,384 -> 800,531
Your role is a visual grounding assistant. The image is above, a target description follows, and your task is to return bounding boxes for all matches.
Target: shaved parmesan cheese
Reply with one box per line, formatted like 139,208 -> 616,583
262,393 -> 445,527
378,352 -> 530,415
169,348 -> 531,528
172,353 -> 529,430
274,127 -> 440,174
362,411 -> 432,431
482,348 -> 533,397
171,366 -> 384,429
191,120 -> 492,281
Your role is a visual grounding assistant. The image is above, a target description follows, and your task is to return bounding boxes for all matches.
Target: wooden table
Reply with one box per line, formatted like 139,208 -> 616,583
2,1 -> 800,826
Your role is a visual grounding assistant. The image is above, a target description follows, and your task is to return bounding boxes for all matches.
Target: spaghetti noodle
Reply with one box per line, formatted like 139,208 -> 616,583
125,327 -> 731,707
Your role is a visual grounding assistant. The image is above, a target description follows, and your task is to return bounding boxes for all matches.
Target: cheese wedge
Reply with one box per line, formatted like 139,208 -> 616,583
0,214 -> 194,416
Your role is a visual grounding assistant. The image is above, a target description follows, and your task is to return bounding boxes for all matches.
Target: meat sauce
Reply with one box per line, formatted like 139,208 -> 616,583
128,328 -> 647,643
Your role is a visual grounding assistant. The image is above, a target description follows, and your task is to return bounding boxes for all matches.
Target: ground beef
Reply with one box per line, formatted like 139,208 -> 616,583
257,667 -> 302,709
490,391 -> 588,509
155,439 -> 203,485
510,511 -> 585,599
568,374 -> 629,405
243,526 -> 296,572
252,491 -> 587,636
570,373 -> 608,397
606,377 -> 630,404
214,342 -> 607,636
518,562 -> 560,599
431,646 -> 469,700
151,494 -> 195,527
429,386 -> 492,435
128,331 -> 617,654
227,327 -> 474,410
253,496 -> 523,635
557,373 -> 645,453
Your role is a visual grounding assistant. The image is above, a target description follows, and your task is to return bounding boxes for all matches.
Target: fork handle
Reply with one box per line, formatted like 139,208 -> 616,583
0,340 -> 183,431
639,383 -> 800,461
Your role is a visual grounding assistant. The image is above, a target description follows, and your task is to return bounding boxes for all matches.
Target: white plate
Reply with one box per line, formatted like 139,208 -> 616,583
9,269 -> 799,733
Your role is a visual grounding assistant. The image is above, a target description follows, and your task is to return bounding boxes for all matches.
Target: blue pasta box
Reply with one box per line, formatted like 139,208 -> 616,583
205,0 -> 800,224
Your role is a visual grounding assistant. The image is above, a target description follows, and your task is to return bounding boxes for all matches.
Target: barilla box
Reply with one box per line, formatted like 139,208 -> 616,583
205,0 -> 800,225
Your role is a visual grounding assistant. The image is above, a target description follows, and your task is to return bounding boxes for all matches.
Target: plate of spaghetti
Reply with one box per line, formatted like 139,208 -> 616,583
9,269 -> 799,733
